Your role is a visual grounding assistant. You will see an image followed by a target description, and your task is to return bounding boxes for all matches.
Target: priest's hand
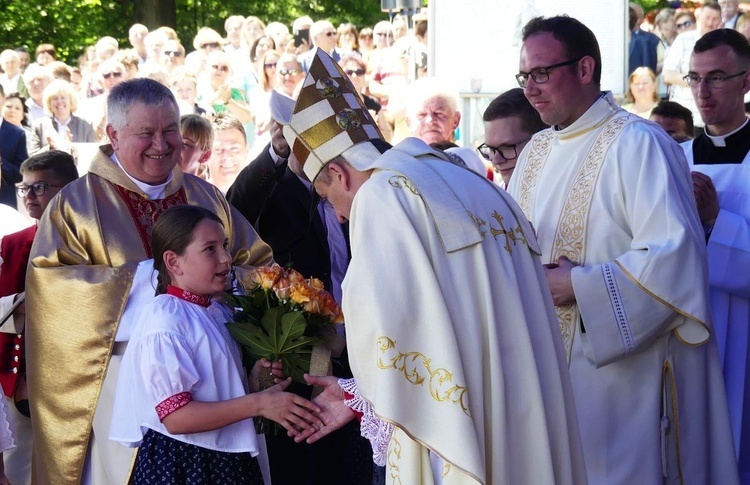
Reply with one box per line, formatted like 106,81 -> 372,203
270,122 -> 291,159
543,256 -> 577,306
293,374 -> 356,444
691,171 -> 719,227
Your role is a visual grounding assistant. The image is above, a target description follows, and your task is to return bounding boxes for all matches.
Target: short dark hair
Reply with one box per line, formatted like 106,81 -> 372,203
694,29 -> 750,69
650,100 -> 694,134
483,88 -> 548,135
151,205 -> 224,295
20,150 -> 79,184
522,15 -> 602,85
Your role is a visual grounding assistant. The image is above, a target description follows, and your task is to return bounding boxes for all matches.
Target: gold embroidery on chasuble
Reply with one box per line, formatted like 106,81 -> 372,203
551,115 -> 629,360
113,185 -> 188,257
388,435 -> 403,485
388,175 -> 420,195
377,336 -> 470,416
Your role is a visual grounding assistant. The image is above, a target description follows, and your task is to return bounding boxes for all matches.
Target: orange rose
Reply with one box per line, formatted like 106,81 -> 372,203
309,278 -> 325,290
250,264 -> 282,290
289,281 -> 314,305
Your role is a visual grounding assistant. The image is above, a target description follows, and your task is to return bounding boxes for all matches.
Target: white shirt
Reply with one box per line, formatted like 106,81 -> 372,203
110,293 -> 259,454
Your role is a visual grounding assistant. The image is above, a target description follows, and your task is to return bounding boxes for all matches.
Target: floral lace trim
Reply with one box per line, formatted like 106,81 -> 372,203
156,391 -> 193,421
166,285 -> 211,307
339,378 -> 393,467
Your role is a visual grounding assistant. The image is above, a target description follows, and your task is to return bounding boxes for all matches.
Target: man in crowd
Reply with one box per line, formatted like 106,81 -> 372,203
0,50 -> 28,97
0,84 -> 29,209
508,15 -> 738,483
284,48 -> 587,485
649,100 -> 694,142
25,78 -> 273,484
480,87 -> 547,188
663,2 -> 722,130
298,20 -> 341,72
0,150 -> 79,485
720,0 -> 741,29
680,28 -> 750,483
405,77 -> 461,145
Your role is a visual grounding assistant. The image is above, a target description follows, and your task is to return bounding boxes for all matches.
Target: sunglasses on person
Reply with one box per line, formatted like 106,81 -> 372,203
201,42 -> 221,49
676,20 -> 694,30
102,71 -> 123,79
322,31 -> 336,37
278,68 -> 301,76
344,68 -> 365,77
164,50 -> 183,57
264,62 -> 278,69
212,64 -> 230,72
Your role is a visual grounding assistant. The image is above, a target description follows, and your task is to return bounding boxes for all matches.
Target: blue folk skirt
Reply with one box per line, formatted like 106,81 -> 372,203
133,428 -> 263,484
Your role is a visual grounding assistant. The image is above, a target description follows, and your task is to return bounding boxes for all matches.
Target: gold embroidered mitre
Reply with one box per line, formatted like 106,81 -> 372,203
270,48 -> 383,181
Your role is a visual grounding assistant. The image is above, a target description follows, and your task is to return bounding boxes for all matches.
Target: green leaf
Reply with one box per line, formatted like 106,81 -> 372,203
277,311 -> 306,351
226,322 -> 276,360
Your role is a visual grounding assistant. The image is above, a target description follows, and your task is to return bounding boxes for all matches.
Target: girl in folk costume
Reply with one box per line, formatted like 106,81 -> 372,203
109,205 -> 321,484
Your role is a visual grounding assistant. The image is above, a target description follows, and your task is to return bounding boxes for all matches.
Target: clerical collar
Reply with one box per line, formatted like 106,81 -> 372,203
166,285 -> 211,307
110,152 -> 172,200
704,117 -> 749,148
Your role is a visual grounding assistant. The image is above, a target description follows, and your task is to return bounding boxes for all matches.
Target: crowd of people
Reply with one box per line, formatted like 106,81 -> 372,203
0,3 -> 747,485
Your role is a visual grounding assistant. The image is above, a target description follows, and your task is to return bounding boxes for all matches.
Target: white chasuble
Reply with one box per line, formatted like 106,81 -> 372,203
344,139 -> 587,485
508,92 -> 738,484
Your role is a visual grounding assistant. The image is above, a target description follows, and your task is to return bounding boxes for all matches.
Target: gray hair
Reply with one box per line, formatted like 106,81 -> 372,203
107,78 -> 178,131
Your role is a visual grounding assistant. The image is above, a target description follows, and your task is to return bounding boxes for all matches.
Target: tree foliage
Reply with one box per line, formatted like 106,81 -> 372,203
0,0 -> 387,65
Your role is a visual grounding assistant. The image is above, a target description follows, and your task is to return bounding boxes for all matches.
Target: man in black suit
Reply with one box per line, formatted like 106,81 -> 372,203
227,122 -> 373,485
0,84 -> 29,209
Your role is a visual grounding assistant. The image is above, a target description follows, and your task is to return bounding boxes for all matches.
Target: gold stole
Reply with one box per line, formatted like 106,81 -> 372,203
518,113 -> 629,361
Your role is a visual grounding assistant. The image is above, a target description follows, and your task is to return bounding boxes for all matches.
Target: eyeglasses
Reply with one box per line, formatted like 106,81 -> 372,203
676,20 -> 694,30
264,62 -> 278,69
477,136 -> 532,162
683,71 -> 747,89
345,68 -> 365,76
375,32 -> 393,38
278,68 -> 301,77
212,64 -> 230,72
164,50 -> 183,57
201,42 -> 221,49
37,49 -> 55,56
515,57 -> 583,88
322,32 -> 336,37
15,181 -> 63,198
102,71 -> 123,79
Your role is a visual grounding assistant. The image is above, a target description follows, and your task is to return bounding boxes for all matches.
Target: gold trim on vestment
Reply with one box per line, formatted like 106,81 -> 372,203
662,360 -> 684,484
613,260 -> 709,345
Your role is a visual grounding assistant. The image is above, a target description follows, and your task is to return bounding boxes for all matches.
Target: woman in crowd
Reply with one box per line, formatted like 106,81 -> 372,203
1,93 -> 35,153
247,49 -> 281,148
337,23 -> 360,55
31,79 -> 95,152
622,67 -> 659,119
197,51 -> 252,124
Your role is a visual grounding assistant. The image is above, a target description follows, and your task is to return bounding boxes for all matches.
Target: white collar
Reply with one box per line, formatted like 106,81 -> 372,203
110,152 -> 172,200
704,117 -> 749,148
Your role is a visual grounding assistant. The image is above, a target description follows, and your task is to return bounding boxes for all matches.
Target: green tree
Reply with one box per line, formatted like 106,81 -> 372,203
0,0 -> 387,65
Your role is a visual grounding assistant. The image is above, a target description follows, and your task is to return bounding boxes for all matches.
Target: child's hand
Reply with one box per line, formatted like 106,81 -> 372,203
249,358 -> 285,392
258,378 -> 322,437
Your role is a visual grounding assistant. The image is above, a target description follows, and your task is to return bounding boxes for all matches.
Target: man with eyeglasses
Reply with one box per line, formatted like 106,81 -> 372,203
480,88 -> 547,188
664,3 -> 722,131
299,20 -> 341,73
679,29 -> 750,482
508,15 -> 739,484
0,150 -> 78,485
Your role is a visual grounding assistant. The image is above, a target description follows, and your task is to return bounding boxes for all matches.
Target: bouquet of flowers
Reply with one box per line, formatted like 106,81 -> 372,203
226,263 -> 345,394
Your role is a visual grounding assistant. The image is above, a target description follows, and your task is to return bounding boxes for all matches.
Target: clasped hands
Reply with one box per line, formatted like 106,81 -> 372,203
251,360 -> 354,441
